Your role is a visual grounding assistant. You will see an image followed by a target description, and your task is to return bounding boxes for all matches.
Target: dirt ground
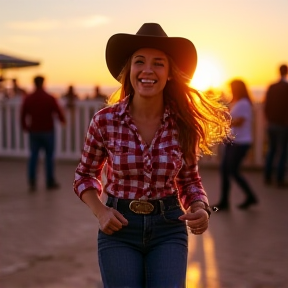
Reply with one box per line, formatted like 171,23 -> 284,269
1,159 -> 288,288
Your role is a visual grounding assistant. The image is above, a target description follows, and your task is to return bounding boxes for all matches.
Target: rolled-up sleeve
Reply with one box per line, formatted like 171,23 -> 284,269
176,162 -> 209,210
73,117 -> 107,199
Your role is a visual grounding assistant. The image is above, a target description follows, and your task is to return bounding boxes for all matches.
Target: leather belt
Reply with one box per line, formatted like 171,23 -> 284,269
106,195 -> 181,215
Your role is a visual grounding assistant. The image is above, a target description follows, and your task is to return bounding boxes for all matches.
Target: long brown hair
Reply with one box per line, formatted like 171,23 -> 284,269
109,55 -> 231,161
230,79 -> 252,105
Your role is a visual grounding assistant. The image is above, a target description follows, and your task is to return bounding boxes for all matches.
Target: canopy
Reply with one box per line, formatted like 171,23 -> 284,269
0,53 -> 40,69
0,53 -> 40,79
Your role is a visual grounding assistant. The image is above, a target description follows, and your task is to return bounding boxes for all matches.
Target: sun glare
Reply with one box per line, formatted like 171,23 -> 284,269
190,58 -> 224,92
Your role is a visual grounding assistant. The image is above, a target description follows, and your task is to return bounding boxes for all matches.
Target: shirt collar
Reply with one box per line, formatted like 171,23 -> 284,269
116,95 -> 172,122
115,96 -> 129,118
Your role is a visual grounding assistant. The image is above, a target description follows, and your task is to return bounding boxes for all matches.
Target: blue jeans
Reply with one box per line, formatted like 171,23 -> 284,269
264,124 -> 288,183
98,201 -> 188,288
28,131 -> 55,187
220,143 -> 256,204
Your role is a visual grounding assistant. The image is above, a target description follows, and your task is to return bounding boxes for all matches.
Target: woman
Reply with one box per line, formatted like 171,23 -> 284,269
215,79 -> 258,210
73,23 -> 230,288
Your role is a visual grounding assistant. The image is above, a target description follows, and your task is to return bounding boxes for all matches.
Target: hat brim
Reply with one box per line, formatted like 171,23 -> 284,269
105,33 -> 197,81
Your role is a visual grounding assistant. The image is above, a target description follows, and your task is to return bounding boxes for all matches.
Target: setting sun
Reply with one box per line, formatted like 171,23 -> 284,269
190,57 -> 225,92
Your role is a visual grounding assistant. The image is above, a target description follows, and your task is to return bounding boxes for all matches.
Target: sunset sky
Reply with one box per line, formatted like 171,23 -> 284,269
1,0 -> 287,98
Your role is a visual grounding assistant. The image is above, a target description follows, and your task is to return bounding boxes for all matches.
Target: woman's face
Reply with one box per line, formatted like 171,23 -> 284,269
130,48 -> 170,99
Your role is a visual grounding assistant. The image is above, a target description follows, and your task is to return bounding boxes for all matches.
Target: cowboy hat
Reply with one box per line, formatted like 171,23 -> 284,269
105,23 -> 197,81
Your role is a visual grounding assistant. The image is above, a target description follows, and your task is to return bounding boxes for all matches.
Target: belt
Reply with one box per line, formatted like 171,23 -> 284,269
106,195 -> 181,215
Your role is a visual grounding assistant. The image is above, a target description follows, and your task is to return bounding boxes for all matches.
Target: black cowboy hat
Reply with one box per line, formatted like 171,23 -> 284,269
105,23 -> 197,81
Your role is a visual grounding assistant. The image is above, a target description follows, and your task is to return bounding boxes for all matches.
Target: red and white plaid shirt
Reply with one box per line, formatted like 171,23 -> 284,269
73,97 -> 208,210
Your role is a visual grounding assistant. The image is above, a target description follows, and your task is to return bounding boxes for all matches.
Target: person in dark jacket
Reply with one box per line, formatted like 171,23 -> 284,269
21,75 -> 66,191
264,64 -> 288,188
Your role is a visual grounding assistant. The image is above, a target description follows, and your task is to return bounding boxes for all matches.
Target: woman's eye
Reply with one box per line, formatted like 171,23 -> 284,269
155,62 -> 164,67
135,60 -> 144,64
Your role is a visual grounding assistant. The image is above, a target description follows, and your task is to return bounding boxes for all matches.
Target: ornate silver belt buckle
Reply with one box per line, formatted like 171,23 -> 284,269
129,200 -> 154,214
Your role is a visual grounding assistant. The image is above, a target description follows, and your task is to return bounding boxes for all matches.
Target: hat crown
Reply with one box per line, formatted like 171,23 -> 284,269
136,23 -> 168,37
106,23 -> 197,81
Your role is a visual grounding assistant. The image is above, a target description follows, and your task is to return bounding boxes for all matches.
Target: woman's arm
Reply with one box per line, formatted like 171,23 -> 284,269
74,117 -> 107,198
176,162 -> 209,210
176,161 -> 210,234
81,189 -> 128,235
74,116 -> 128,234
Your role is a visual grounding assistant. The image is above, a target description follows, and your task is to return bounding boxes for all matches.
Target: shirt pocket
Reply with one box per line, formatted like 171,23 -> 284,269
153,146 -> 183,177
107,140 -> 138,177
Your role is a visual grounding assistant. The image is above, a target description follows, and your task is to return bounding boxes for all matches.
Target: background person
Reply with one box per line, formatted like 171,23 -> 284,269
0,76 -> 9,100
21,75 -> 66,192
215,79 -> 258,210
91,85 -> 108,110
73,23 -> 231,287
11,78 -> 27,98
263,64 -> 288,188
62,85 -> 78,109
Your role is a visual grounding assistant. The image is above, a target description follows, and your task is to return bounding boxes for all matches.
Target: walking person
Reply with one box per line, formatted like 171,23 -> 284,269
21,75 -> 66,192
215,79 -> 258,210
73,23 -> 231,288
263,64 -> 288,188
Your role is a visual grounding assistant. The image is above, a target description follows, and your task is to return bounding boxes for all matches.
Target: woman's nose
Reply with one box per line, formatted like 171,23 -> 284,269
141,62 -> 154,74
142,67 -> 153,74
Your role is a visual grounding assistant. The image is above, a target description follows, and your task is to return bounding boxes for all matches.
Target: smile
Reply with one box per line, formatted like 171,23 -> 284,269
139,79 -> 157,84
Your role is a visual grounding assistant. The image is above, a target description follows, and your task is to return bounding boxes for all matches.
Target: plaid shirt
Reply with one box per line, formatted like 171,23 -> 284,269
73,97 -> 208,210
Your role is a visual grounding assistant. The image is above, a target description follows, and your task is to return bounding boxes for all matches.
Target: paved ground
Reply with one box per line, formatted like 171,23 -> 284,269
0,158 -> 287,288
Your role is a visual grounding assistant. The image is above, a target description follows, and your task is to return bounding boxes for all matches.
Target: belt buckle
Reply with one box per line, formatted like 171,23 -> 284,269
129,200 -> 154,214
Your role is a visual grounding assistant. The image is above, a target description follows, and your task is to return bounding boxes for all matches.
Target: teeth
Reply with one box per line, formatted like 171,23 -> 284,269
141,79 -> 156,84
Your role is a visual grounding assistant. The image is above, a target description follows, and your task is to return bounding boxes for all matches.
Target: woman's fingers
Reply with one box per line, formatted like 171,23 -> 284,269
114,209 -> 129,226
179,209 -> 209,235
98,208 -> 128,234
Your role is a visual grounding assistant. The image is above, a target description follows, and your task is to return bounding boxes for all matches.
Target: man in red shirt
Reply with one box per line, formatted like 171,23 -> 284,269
21,75 -> 66,191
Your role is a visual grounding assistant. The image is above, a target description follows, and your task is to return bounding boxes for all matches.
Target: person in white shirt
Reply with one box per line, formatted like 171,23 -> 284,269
215,79 -> 258,210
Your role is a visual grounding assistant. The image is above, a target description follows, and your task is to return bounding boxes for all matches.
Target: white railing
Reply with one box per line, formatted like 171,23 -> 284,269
0,97 -> 106,160
0,97 -> 267,168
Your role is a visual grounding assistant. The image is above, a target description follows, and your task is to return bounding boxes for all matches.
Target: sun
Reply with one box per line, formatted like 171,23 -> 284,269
190,57 -> 224,91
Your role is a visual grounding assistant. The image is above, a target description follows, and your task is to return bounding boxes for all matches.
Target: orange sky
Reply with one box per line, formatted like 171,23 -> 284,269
1,0 -> 287,98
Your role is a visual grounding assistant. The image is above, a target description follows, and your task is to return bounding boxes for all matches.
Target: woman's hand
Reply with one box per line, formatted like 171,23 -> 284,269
81,189 -> 128,235
97,206 -> 128,235
179,208 -> 209,235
